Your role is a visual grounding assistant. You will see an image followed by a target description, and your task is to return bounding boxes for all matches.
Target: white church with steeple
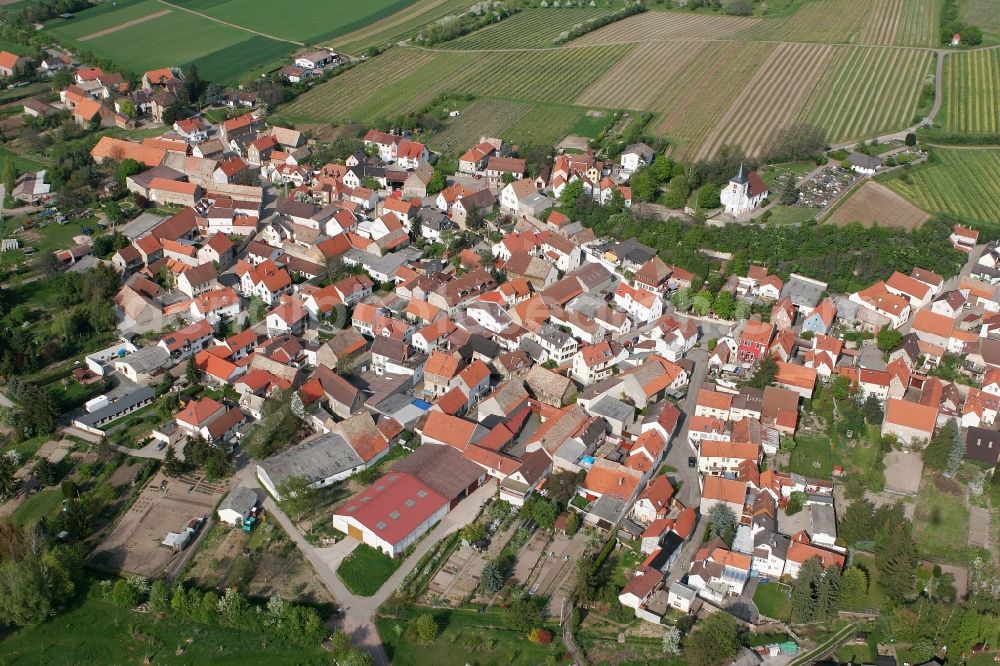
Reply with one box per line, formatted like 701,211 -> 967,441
720,163 -> 769,217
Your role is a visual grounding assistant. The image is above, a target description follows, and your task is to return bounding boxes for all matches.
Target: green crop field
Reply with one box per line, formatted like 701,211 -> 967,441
166,0 -> 417,44
940,49 -> 1000,135
882,147 -> 1000,225
799,45 -> 932,144
444,8 -> 611,50
330,0 -> 471,54
503,103 -> 590,146
45,0 -> 294,82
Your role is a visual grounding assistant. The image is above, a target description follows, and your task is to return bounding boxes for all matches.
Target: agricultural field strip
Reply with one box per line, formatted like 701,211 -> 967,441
571,11 -> 759,46
885,149 -> 1000,222
444,8 -> 611,50
345,51 -> 484,121
282,49 -> 437,122
330,0 -> 472,54
45,0 -> 166,40
736,0 -> 875,43
859,0 -> 900,46
698,42 -> 835,159
503,104 -> 583,147
826,181 -> 930,228
427,99 -> 533,152
799,45 -> 931,143
575,41 -> 708,110
942,49 -> 999,133
656,41 -> 777,158
893,0 -> 939,47
78,8 -> 172,41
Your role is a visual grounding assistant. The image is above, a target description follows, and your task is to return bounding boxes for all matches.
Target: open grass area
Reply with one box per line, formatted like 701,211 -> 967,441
766,205 -> 820,224
10,488 -> 63,526
850,553 -> 888,610
913,476 -> 972,563
753,582 -> 792,621
0,595 -> 329,665
45,0 -> 294,82
336,543 -> 401,596
881,147 -> 1000,226
444,7 -> 612,50
788,434 -> 834,478
377,607 -> 563,666
168,0 -> 418,44
960,0 -> 1000,43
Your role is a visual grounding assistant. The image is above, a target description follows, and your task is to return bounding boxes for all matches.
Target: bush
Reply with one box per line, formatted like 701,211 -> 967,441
528,627 -> 553,644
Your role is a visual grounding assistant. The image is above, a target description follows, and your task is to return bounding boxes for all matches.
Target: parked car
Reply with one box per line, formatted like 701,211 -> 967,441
80,226 -> 93,235
687,456 -> 697,468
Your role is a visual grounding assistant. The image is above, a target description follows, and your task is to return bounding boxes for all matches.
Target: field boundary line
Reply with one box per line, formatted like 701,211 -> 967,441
78,8 -> 172,42
155,0 -> 305,46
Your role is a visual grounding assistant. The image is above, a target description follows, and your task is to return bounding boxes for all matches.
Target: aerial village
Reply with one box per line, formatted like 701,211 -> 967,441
1,42 -> 999,666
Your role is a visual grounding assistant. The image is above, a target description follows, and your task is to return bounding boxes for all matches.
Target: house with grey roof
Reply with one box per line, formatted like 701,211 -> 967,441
781,273 -> 828,310
72,387 -> 156,434
256,431 -> 365,500
217,487 -> 258,525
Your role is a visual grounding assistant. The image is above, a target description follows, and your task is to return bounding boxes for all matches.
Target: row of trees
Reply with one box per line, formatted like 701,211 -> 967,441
0,521 -> 83,627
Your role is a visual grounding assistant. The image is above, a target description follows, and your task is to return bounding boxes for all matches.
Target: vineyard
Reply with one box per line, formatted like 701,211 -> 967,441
697,43 -> 837,159
427,99 -> 533,152
448,44 -> 632,104
737,0 -> 877,43
893,0 -> 940,46
330,0 -> 471,54
859,0 -> 901,45
798,46 -> 931,145
940,49 -> 1000,135
444,8 -> 611,50
571,11 -> 758,45
882,148 -> 1000,225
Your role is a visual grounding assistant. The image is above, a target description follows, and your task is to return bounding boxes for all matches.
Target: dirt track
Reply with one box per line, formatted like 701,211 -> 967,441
79,9 -> 172,42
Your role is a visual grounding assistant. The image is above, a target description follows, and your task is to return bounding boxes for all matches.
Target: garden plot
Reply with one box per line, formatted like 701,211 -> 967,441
87,471 -> 225,577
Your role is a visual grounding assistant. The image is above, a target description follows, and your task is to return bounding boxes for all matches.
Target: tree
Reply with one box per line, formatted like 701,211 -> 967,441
946,415 -> 965,472
790,556 -> 824,623
725,0 -> 752,15
672,287 -> 692,312
103,199 -> 123,226
838,498 -> 875,545
32,459 -> 57,486
426,170 -> 446,194
119,99 -> 136,119
815,565 -> 841,621
696,184 -> 721,209
875,519 -> 918,602
0,453 -> 19,501
276,475 -> 318,519
861,394 -> 883,424
565,512 -> 580,535
481,558 -> 510,594
0,544 -> 80,627
712,291 -> 735,319
905,132 -> 917,147
692,289 -> 713,316
528,627 -> 553,644
662,626 -> 681,655
117,159 -> 144,188
3,158 -> 16,199
185,354 -> 199,384
184,63 -> 205,103
502,592 -> 543,632
630,169 -> 657,202
662,175 -> 690,209
876,327 -> 902,352
683,611 -> 741,666
560,179 -> 585,209
747,354 -> 778,389
708,502 -> 737,545
163,444 -> 184,477
779,178 -> 799,205
406,614 -> 439,642
785,491 -> 805,515
528,496 -> 558,529
341,650 -> 375,666
838,566 -> 868,611
831,374 -> 852,400
924,418 -> 958,470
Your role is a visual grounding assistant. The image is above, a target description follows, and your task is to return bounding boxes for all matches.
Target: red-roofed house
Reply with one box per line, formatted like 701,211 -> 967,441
882,398 -> 937,445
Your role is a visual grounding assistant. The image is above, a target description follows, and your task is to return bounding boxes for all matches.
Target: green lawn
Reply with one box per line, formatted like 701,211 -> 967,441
568,111 -> 615,139
765,205 -> 820,225
850,553 -> 887,610
913,478 -> 972,563
753,582 -> 792,622
377,607 -> 563,666
0,215 -> 94,269
0,596 -> 329,665
10,488 -> 62,526
336,544 -> 401,596
788,434 -> 834,479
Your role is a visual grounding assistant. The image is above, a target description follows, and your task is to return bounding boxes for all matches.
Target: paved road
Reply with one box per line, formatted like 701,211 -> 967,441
231,463 -> 496,666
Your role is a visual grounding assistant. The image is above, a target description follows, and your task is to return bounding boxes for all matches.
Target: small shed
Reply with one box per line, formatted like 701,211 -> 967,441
217,486 -> 258,526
